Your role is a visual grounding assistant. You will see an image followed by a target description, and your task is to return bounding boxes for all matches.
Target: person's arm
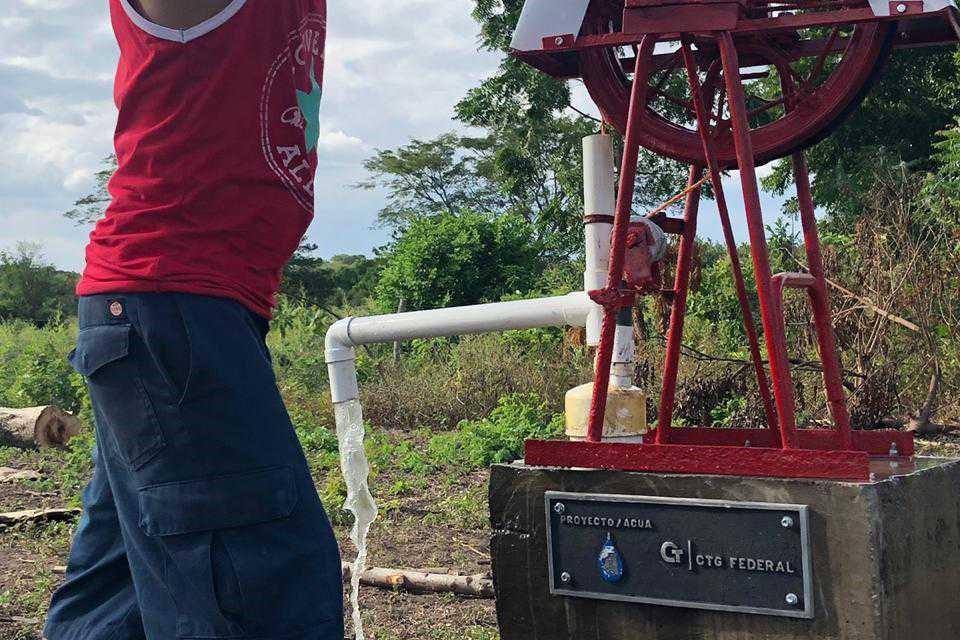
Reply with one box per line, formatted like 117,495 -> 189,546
128,0 -> 234,30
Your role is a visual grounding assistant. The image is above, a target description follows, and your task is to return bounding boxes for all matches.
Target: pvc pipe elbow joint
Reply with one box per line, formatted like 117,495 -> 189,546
326,318 -> 360,403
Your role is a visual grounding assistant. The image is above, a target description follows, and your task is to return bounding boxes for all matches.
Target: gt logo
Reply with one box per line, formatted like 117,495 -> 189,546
660,541 -> 685,564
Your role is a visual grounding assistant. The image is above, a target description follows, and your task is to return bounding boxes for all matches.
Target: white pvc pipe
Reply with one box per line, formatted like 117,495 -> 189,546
583,134 -> 616,346
326,292 -> 594,403
611,310 -> 636,389
583,134 -> 616,218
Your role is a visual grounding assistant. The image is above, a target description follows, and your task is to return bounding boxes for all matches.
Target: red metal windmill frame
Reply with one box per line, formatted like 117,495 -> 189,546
523,1 -> 957,481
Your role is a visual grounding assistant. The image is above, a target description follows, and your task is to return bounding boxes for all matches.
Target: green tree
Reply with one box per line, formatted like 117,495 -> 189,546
461,1 -> 691,230
375,211 -> 540,311
0,245 -> 77,326
357,134 -> 503,233
281,244 -> 381,312
764,48 -> 960,227
65,155 -> 117,226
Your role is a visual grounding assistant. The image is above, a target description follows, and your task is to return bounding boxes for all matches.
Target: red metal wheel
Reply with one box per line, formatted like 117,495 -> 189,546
579,1 -> 896,167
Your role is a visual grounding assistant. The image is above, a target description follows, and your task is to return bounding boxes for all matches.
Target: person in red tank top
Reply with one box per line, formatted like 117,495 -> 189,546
79,0 -> 327,319
44,2 -> 345,638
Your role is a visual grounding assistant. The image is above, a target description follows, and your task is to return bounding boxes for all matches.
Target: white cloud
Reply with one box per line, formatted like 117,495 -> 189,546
316,126 -> 366,153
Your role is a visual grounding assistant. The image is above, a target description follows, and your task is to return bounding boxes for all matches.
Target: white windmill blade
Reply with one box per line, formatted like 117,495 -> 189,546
510,0 -> 592,52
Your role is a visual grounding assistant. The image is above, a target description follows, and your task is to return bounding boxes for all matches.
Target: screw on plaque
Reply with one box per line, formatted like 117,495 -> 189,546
781,515 -> 795,529
554,502 -> 565,515
560,571 -> 573,585
785,593 -> 799,606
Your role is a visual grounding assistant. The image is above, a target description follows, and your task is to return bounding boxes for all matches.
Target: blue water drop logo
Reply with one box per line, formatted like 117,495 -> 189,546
598,532 -> 625,583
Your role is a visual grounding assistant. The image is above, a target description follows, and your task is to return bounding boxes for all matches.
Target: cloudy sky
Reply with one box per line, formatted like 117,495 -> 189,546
0,0 -> 789,274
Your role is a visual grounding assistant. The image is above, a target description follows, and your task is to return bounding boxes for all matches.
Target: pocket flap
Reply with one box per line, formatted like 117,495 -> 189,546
70,324 -> 132,376
138,466 -> 299,537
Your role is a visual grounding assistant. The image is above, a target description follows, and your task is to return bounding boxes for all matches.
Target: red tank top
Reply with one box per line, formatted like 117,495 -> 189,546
78,0 -> 327,319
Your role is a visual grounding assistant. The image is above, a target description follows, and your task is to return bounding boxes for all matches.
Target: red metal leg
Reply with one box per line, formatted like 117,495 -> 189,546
586,36 -> 656,443
718,32 -> 800,449
679,42 -> 779,435
656,165 -> 704,443
793,153 -> 853,447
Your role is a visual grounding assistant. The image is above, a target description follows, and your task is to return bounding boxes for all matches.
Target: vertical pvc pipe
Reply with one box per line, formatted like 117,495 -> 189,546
611,307 -> 636,389
679,42 -> 779,435
718,32 -> 800,449
585,36 -> 655,444
793,153 -> 853,448
583,134 -> 616,347
656,165 -> 704,442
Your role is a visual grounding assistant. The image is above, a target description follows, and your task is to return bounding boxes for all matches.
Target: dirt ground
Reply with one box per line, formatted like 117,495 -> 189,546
0,462 -> 497,640
2,431 -> 958,640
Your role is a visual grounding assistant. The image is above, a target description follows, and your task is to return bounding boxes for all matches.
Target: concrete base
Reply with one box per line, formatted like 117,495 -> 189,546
489,457 -> 960,640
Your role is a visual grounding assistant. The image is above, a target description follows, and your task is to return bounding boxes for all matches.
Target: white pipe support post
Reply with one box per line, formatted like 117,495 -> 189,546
325,292 -> 596,403
582,134 -> 616,347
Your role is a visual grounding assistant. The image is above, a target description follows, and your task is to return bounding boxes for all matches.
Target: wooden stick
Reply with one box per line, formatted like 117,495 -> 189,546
0,615 -> 40,625
788,254 -> 921,333
0,508 -> 81,526
341,562 -> 494,599
646,175 -> 710,220
0,468 -> 41,483
0,406 -> 82,449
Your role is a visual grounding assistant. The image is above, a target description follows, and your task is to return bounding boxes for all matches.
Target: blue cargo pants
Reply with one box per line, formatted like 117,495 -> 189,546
44,293 -> 344,640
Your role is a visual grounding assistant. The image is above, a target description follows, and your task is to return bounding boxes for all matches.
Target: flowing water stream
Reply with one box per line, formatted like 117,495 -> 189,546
335,398 -> 379,640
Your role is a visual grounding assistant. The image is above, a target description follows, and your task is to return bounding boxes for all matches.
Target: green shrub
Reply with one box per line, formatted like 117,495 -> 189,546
428,393 -> 564,469
0,319 -> 83,412
318,469 -> 350,526
375,210 -> 541,312
361,333 -> 591,431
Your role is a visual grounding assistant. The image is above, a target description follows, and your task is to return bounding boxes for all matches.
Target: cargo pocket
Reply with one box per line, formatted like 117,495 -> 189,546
70,324 -> 165,469
139,466 -> 317,639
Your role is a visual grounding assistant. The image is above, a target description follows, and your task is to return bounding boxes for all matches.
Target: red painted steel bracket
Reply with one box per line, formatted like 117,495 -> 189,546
657,427 -> 914,456
542,34 -> 576,50
588,287 -> 636,311
524,439 -> 881,481
889,0 -> 926,15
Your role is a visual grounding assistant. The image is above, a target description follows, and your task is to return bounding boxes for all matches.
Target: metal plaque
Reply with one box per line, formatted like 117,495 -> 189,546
545,492 -> 813,618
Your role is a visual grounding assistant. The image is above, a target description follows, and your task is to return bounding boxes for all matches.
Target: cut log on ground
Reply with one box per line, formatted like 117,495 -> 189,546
0,406 -> 81,449
0,615 -> 40,625
0,467 -> 41,482
0,508 -> 81,526
342,562 -> 494,599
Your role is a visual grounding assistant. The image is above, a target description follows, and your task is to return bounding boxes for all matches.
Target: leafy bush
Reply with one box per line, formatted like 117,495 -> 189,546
375,210 -> 541,312
0,319 -> 84,413
428,393 -> 564,469
0,245 -> 77,327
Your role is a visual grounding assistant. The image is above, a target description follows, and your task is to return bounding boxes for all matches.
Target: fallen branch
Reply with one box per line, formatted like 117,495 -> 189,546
825,277 -> 921,333
341,562 -> 494,599
787,254 -> 921,333
0,406 -> 82,449
0,508 -> 81,526
0,615 -> 39,625
907,365 -> 949,436
0,468 -> 41,483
